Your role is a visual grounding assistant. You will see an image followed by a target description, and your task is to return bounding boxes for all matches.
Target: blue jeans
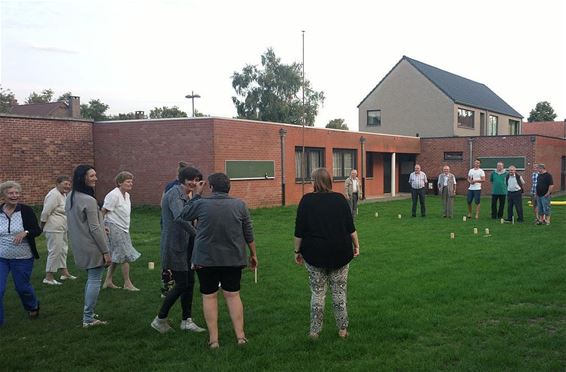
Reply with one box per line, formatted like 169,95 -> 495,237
0,257 -> 39,326
84,266 -> 104,323
537,195 -> 551,216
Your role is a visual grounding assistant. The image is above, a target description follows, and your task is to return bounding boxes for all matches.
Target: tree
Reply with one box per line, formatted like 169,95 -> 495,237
194,109 -> 208,117
528,101 -> 557,122
326,118 -> 349,130
80,99 -> 109,121
231,48 -> 325,126
25,89 -> 54,104
56,92 -> 73,102
149,106 -> 188,119
0,85 -> 15,113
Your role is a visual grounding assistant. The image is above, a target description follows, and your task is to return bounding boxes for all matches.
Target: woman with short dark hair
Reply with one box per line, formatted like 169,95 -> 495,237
294,168 -> 360,339
151,166 -> 205,333
66,165 -> 111,327
0,181 -> 42,326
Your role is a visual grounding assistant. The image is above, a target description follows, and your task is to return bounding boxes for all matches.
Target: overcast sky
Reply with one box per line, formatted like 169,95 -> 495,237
1,0 -> 564,130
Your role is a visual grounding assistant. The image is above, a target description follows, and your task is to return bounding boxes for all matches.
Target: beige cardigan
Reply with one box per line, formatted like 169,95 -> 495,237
344,177 -> 362,199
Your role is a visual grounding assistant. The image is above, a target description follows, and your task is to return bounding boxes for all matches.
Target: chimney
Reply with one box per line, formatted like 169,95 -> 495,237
135,111 -> 145,119
69,96 -> 80,118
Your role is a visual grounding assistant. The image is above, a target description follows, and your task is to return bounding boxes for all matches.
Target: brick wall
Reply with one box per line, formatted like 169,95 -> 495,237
93,117 -> 421,208
522,121 -> 565,139
93,118 -> 214,205
0,114 -> 94,205
417,136 -> 537,195
534,136 -> 566,191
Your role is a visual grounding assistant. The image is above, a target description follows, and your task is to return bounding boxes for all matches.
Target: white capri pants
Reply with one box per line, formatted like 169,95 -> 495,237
44,231 -> 69,272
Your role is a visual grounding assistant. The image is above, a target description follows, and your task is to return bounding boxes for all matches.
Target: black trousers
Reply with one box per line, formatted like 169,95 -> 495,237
507,191 -> 524,222
491,194 -> 506,219
411,188 -> 426,216
158,269 -> 195,320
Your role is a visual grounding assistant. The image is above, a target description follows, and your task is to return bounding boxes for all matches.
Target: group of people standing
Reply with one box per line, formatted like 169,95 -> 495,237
0,165 -> 141,328
402,160 -> 554,223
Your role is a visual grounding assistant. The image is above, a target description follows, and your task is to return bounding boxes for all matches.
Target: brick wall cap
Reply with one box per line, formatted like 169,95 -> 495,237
0,113 -> 92,123
95,116 -> 419,139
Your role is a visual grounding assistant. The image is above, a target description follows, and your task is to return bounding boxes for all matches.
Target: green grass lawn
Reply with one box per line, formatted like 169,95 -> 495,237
1,196 -> 565,371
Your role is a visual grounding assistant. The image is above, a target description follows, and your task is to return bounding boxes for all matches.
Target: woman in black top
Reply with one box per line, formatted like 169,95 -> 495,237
294,168 -> 360,339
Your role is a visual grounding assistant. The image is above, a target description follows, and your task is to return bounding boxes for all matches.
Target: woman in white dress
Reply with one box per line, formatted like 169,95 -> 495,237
101,171 -> 141,291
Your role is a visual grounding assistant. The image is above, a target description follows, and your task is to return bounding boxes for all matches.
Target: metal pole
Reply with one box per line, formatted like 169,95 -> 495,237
301,30 -> 306,195
191,90 -> 195,117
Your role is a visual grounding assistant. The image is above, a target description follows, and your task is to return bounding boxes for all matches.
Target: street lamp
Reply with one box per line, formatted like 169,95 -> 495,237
185,91 -> 201,117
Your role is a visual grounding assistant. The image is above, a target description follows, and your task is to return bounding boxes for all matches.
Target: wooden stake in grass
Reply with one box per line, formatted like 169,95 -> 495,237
501,218 -> 505,224
485,228 -> 490,235
375,212 -> 379,217
450,232 -> 455,239
148,262 -> 155,270
474,228 -> 478,235
398,214 -> 402,219
463,216 -> 467,222
254,267 -> 257,284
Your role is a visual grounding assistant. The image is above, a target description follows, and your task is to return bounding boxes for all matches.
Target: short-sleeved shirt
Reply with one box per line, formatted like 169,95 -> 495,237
468,168 -> 485,191
294,192 -> 355,269
103,187 -> 131,232
490,171 -> 508,195
409,172 -> 427,189
536,172 -> 554,197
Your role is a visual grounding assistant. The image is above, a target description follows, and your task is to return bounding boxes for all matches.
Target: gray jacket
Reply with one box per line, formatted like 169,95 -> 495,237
160,184 -> 196,271
179,192 -> 254,267
65,191 -> 109,269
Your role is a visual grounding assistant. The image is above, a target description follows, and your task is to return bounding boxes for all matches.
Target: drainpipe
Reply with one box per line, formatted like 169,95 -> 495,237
360,136 -> 366,200
279,128 -> 287,206
391,152 -> 396,197
468,137 -> 474,169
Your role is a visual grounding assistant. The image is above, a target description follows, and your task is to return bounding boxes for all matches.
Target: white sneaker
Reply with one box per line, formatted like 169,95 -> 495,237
43,278 -> 62,285
60,274 -> 77,280
151,316 -> 173,333
180,318 -> 206,333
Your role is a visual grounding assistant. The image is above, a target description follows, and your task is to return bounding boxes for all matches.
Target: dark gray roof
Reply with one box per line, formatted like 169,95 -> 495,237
403,56 -> 522,118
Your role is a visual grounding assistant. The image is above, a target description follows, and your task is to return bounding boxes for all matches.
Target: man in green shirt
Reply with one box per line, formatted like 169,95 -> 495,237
490,162 -> 508,219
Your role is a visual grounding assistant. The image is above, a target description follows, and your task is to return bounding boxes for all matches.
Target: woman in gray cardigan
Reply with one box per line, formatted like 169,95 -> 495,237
66,165 -> 111,327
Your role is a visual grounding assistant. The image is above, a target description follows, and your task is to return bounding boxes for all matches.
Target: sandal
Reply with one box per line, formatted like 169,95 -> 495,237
308,332 -> 319,340
208,340 -> 219,349
237,337 -> 248,345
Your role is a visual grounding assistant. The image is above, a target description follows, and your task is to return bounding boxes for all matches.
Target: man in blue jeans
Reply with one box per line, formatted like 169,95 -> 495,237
535,164 -> 554,225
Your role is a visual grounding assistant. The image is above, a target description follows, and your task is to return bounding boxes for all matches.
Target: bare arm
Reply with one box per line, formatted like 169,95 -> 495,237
294,237 -> 303,265
351,231 -> 360,257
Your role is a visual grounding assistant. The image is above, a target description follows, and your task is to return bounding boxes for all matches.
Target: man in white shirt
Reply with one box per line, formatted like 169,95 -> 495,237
467,159 -> 486,219
344,169 -> 362,218
408,164 -> 427,217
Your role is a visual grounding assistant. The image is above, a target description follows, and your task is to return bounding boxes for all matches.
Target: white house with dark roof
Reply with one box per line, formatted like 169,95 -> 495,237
358,56 -> 523,137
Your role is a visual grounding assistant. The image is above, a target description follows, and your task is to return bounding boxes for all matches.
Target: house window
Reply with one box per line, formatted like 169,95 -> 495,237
295,147 -> 324,181
509,119 -> 520,135
333,149 -> 357,179
458,108 -> 474,128
367,110 -> 381,126
366,153 -> 374,178
487,115 -> 498,136
444,152 -> 463,161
